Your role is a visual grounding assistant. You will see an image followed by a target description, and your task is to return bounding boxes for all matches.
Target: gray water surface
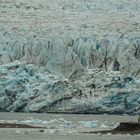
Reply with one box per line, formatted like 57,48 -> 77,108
0,112 -> 139,140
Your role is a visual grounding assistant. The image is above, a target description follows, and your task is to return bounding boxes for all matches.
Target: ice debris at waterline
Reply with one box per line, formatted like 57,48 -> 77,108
79,121 -> 98,128
84,122 -> 140,135
19,118 -> 74,129
0,118 -> 74,129
79,120 -> 117,129
0,118 -> 117,129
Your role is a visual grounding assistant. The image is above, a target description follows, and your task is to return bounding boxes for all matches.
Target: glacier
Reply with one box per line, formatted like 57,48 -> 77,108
0,0 -> 140,114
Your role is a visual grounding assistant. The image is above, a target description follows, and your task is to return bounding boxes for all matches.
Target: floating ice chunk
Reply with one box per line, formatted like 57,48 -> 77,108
19,119 -> 48,125
15,129 -> 21,134
100,124 -> 110,129
100,122 -> 118,129
48,130 -> 56,134
79,120 -> 98,128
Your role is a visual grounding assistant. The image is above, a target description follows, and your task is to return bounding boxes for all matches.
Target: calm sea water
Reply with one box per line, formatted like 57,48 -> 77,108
0,112 -> 139,140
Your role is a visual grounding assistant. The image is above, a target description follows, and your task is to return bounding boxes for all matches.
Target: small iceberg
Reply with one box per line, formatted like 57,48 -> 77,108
79,120 -> 99,128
